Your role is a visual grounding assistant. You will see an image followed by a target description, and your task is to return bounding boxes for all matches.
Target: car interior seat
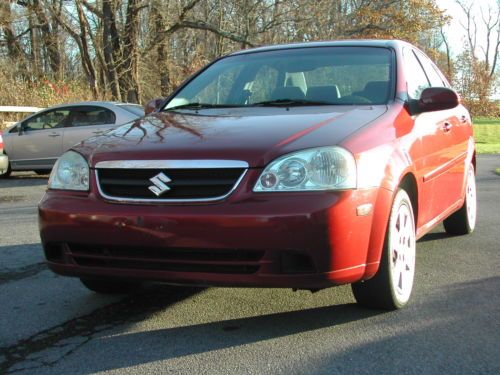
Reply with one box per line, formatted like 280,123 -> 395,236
96,111 -> 111,125
354,81 -> 390,104
306,85 -> 340,103
270,86 -> 306,101
72,112 -> 88,127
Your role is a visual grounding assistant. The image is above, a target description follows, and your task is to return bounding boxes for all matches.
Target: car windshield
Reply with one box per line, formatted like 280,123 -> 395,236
164,46 -> 393,110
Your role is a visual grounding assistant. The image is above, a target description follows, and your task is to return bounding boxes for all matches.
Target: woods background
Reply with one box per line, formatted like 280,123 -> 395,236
0,0 -> 498,119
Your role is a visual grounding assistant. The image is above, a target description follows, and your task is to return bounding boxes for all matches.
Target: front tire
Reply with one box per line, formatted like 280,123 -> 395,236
443,163 -> 476,235
352,189 -> 416,310
80,278 -> 141,294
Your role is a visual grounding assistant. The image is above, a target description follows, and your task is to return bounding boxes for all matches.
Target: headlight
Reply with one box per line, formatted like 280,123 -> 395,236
254,146 -> 356,192
48,151 -> 89,191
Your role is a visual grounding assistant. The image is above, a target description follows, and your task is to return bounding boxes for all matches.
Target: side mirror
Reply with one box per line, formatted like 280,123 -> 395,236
411,87 -> 459,114
144,98 -> 164,115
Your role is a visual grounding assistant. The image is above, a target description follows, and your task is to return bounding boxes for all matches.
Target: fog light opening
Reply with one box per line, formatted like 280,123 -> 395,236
44,243 -> 65,263
280,252 -> 315,274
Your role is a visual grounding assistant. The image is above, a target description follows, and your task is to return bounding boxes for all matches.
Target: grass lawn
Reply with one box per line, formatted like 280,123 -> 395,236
473,117 -> 500,154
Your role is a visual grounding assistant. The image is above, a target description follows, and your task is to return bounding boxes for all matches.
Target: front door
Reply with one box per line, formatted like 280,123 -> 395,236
403,47 -> 468,226
10,109 -> 68,170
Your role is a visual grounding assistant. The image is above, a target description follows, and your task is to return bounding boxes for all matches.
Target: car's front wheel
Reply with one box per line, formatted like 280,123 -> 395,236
352,189 -> 416,310
80,278 -> 141,294
443,163 -> 476,235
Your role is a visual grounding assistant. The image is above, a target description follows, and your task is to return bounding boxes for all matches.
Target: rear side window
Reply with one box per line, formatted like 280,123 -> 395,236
23,109 -> 70,131
403,48 -> 430,99
67,107 -> 116,127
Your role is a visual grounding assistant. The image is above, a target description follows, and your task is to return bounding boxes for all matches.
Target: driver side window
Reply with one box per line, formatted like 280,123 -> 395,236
23,110 -> 70,131
403,48 -> 430,99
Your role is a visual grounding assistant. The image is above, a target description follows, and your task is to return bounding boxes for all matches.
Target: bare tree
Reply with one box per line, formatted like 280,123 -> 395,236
0,0 -> 471,111
455,0 -> 499,105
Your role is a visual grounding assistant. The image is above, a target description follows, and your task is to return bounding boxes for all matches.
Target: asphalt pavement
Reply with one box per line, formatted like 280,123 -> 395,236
0,157 -> 499,374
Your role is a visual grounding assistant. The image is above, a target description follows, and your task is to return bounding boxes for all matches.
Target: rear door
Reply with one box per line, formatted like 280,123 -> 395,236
9,108 -> 68,169
62,106 -> 117,151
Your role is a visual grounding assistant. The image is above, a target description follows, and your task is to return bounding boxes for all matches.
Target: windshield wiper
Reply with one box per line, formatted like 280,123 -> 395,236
250,99 -> 336,107
164,103 -> 242,111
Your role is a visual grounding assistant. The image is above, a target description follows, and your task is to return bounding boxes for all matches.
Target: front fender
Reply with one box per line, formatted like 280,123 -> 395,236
356,143 -> 417,280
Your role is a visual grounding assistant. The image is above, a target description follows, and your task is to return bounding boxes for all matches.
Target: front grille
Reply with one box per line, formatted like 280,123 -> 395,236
96,168 -> 245,201
66,243 -> 264,274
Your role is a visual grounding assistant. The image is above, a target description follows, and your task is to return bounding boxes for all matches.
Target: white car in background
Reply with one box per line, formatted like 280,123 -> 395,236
0,102 -> 144,177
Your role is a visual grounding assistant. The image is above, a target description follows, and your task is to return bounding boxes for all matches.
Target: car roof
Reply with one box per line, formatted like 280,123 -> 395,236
40,101 -> 142,111
229,39 -> 410,56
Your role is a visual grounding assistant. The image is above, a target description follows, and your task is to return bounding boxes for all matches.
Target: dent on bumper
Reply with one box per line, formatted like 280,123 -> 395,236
38,187 -> 388,288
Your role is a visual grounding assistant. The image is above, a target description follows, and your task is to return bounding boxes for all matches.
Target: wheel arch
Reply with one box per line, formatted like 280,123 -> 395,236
399,172 -> 419,225
361,170 -> 418,280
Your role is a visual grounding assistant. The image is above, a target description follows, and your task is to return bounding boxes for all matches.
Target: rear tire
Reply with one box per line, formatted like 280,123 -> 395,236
80,278 -> 141,294
443,163 -> 476,235
352,189 -> 416,310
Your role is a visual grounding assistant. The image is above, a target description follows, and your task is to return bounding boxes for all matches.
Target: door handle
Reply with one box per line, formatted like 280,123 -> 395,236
442,122 -> 452,132
92,131 -> 104,135
48,133 -> 61,137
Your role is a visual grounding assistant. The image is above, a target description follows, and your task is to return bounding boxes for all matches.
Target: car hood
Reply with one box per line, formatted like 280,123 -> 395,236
76,106 -> 387,168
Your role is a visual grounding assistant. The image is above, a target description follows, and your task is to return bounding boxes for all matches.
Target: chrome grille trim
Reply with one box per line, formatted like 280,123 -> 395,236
95,160 -> 249,169
95,159 -> 248,203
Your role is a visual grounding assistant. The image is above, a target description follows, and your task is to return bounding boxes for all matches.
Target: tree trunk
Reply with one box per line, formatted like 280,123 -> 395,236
75,1 -> 98,97
27,8 -> 40,77
30,0 -> 61,78
102,0 -> 121,100
121,0 -> 141,103
152,3 -> 170,96
0,1 -> 25,65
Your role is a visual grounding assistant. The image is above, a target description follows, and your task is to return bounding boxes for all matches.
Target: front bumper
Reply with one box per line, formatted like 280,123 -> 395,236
0,154 -> 9,175
38,172 -> 390,289
0,154 -> 8,174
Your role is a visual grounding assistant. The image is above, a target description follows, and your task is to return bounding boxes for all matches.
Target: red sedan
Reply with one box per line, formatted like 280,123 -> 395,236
38,40 -> 476,310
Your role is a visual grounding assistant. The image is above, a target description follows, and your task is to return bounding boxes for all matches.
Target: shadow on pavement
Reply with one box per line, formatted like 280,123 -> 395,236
418,231 -> 450,243
44,277 -> 498,375
0,172 -> 48,188
0,284 -> 205,373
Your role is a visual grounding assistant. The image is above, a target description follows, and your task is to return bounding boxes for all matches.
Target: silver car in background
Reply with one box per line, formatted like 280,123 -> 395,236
0,102 -> 144,177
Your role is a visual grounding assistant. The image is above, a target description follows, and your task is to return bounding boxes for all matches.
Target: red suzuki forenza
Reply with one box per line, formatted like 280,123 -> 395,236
38,40 -> 476,310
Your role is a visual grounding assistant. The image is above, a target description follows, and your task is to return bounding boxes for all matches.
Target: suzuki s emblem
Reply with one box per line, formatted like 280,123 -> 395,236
148,172 -> 172,196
